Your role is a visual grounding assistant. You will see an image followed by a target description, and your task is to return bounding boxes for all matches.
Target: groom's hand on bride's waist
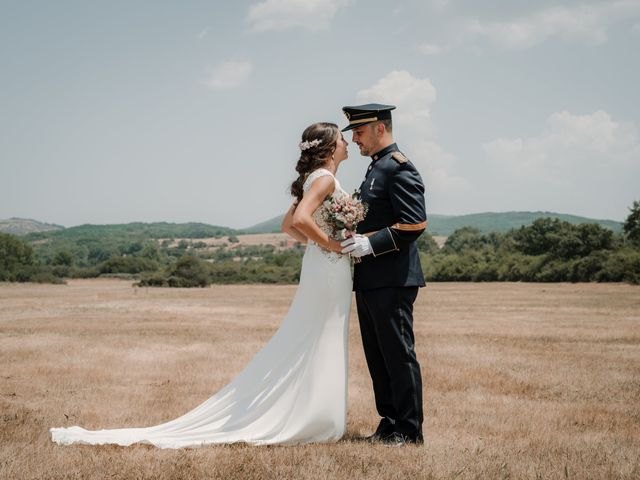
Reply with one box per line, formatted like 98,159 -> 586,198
340,235 -> 372,258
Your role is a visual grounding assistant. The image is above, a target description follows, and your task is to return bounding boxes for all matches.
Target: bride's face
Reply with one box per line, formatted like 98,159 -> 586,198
333,132 -> 349,162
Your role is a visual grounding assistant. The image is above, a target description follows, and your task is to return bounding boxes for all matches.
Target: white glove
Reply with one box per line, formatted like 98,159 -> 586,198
340,234 -> 372,258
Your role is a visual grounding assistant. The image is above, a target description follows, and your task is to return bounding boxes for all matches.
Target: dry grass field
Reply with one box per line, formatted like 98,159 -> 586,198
1,280 -> 639,479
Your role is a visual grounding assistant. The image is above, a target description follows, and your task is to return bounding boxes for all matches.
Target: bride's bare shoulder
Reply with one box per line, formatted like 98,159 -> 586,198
303,169 -> 335,193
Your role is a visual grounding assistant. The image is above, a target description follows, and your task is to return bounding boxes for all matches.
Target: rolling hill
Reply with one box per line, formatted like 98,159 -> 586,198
1,212 -> 622,243
20,221 -> 238,242
241,211 -> 622,236
425,212 -> 622,236
0,218 -> 64,236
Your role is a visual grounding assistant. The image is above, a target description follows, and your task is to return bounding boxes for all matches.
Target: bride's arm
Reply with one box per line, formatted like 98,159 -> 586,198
291,176 -> 343,253
281,204 -> 308,244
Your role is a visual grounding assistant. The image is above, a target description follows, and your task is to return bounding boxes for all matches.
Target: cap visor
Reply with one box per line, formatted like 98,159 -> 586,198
341,119 -> 376,132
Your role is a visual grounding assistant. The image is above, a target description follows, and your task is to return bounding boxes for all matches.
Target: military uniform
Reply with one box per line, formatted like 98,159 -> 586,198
342,104 -> 427,442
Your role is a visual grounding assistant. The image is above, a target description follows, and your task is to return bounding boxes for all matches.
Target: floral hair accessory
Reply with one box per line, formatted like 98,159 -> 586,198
299,139 -> 322,151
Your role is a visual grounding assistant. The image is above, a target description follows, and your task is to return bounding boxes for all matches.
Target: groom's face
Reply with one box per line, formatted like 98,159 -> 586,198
350,124 -> 377,157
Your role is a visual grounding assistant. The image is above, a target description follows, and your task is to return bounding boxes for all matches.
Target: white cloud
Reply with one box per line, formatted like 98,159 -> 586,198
357,70 -> 437,106
413,140 -> 471,193
203,61 -> 253,90
484,110 -> 639,170
482,110 -> 640,216
429,0 -> 451,11
197,27 -> 210,40
247,0 -> 349,32
415,42 -> 446,55
355,71 -> 469,197
357,70 -> 437,135
421,1 -> 640,52
466,1 -> 640,50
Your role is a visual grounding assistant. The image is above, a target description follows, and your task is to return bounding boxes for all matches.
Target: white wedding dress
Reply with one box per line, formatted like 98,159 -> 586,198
50,169 -> 353,448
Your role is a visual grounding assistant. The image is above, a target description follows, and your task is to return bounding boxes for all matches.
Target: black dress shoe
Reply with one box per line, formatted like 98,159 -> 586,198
364,431 -> 388,443
381,432 -> 424,446
365,417 -> 396,443
364,426 -> 397,443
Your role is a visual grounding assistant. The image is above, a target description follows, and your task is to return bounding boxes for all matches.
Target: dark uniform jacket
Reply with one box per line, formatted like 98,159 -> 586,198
353,143 -> 427,291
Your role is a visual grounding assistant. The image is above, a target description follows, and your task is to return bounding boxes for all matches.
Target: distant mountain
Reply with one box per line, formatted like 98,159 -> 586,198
241,211 -> 623,236
4,213 -> 622,241
426,212 -> 622,236
0,217 -> 64,236
242,216 -> 284,234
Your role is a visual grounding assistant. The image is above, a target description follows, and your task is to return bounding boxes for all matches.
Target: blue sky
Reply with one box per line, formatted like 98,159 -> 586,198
1,0 -> 639,228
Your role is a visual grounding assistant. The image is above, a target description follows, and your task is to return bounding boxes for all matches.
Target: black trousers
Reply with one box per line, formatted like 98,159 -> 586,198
356,286 -> 423,438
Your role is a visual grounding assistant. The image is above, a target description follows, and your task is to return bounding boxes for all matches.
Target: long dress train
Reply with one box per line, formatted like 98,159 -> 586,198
50,169 -> 352,448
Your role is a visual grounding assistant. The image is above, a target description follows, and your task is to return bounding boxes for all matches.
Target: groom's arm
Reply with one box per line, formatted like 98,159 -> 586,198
367,164 -> 427,256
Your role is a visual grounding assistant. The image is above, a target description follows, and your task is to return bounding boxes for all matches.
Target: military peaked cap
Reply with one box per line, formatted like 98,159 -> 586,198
341,103 -> 396,131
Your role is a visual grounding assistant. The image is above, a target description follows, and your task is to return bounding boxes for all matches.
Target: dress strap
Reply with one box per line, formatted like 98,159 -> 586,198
303,168 -> 335,193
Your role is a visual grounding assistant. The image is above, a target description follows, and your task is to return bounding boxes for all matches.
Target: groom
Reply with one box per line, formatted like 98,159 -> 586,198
340,104 -> 427,446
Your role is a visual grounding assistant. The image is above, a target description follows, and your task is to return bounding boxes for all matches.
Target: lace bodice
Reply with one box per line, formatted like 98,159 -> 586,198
302,169 -> 348,262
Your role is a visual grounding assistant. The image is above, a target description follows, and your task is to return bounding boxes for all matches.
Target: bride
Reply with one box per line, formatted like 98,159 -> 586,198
50,122 -> 353,448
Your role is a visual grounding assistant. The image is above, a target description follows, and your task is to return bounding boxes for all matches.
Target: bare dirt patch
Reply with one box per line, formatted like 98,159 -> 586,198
1,280 -> 638,479
161,233 -> 299,251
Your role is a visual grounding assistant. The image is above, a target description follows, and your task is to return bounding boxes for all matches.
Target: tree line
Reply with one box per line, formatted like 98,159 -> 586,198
2,202 -> 639,286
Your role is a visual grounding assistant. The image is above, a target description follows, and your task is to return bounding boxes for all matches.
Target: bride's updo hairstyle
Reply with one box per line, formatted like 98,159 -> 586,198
290,122 -> 339,205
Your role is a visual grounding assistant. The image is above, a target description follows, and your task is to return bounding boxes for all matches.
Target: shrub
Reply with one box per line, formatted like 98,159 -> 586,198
97,256 -> 160,274
623,200 -> 640,246
169,255 -> 210,287
0,233 -> 36,281
416,232 -> 440,254
596,249 -> 640,284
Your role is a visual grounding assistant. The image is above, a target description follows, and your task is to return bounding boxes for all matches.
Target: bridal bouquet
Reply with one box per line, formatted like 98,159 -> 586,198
323,191 -> 368,240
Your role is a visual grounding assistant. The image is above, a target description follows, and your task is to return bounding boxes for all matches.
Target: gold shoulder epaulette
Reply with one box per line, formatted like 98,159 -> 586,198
391,152 -> 407,164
